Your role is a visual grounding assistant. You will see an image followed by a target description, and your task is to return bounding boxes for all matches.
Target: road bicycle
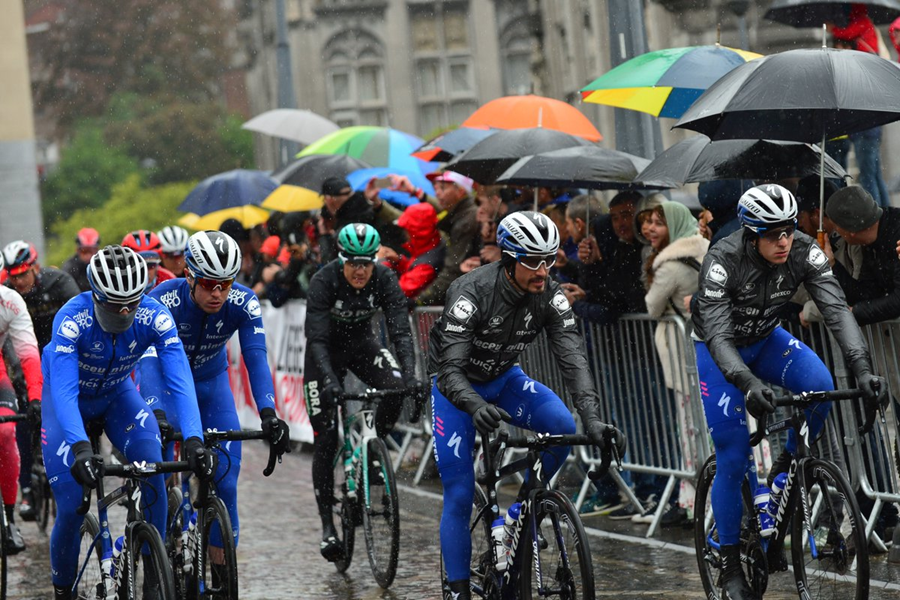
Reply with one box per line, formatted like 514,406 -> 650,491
694,388 -> 880,600
0,412 -> 26,600
73,451 -> 189,600
167,429 -> 279,600
442,426 -> 620,600
331,388 -> 408,588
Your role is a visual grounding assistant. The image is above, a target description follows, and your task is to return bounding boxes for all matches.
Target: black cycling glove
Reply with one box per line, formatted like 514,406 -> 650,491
153,409 -> 175,444
744,379 -> 776,420
183,437 -> 217,482
27,399 -> 42,427
260,407 -> 291,455
408,381 -> 430,423
470,403 -> 510,435
856,372 -> 886,409
70,440 -> 100,489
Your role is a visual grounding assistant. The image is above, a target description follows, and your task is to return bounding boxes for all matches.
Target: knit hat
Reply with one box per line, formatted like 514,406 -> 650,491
321,176 -> 352,196
795,175 -> 839,214
825,185 -> 883,233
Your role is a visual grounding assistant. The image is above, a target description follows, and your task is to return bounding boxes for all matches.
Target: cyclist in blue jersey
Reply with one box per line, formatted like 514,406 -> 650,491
41,246 -> 215,600
692,184 -> 884,600
139,231 -> 290,560
427,212 -> 626,600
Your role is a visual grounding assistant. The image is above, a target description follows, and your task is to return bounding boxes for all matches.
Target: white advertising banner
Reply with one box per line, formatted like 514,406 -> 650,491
227,299 -> 313,442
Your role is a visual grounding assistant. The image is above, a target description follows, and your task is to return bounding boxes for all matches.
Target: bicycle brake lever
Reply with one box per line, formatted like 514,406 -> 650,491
76,484 -> 92,516
263,443 -> 278,477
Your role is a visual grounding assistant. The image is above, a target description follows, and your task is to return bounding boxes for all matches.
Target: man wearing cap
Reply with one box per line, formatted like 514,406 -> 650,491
826,185 -> 900,325
62,228 -> 100,292
415,170 -> 479,306
316,176 -> 405,263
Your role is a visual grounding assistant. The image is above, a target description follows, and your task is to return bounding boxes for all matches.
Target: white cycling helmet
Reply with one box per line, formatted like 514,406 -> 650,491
737,184 -> 798,233
87,245 -> 148,305
157,226 -> 190,254
185,231 -> 242,280
496,211 -> 560,257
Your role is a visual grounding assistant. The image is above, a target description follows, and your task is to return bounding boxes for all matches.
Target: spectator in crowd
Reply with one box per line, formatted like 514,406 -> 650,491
891,15 -> 900,57
416,171 -> 479,306
698,180 -> 752,246
555,194 -> 603,284
157,225 -> 190,275
634,194 -> 668,268
641,202 -> 709,524
794,176 -> 841,239
379,202 -> 445,303
828,6 -> 891,207
460,185 -> 510,274
265,212 -> 318,307
826,185 -> 900,324
316,177 -> 406,263
219,218 -> 257,286
61,228 -> 99,291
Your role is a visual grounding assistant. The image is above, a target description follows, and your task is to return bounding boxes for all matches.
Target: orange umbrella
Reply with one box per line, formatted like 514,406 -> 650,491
461,95 -> 602,142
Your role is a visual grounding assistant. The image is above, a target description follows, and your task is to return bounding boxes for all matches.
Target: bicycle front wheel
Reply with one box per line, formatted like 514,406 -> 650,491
333,455 -> 356,574
166,486 -> 186,600
518,489 -> 595,600
362,438 -> 400,588
196,496 -> 238,600
123,521 -> 176,600
790,458 -> 869,600
75,512 -> 102,600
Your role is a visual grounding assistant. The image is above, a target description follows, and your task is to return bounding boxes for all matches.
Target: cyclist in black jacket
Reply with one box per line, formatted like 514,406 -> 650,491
692,184 -> 883,600
304,223 -> 424,562
428,211 -> 625,600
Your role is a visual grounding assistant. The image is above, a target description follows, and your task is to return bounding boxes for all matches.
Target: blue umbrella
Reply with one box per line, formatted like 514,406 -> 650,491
347,167 -> 436,208
179,169 -> 277,216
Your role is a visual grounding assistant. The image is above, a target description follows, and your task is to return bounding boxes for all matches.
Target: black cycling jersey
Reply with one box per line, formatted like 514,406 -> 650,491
305,259 -> 417,385
427,261 -> 598,415
7,267 -> 81,350
692,228 -> 870,390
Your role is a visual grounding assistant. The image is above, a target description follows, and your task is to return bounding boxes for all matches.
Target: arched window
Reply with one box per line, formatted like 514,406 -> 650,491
323,30 -> 387,127
500,19 -> 534,96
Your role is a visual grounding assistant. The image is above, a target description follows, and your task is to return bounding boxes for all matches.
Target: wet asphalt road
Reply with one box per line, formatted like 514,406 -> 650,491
7,441 -> 900,599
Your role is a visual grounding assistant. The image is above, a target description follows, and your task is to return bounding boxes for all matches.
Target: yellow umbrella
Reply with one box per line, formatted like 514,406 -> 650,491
261,184 -> 324,212
179,205 -> 271,231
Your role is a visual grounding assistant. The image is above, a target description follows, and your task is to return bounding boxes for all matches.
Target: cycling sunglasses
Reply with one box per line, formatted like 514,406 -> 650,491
760,225 -> 795,242
346,258 -> 376,270
188,270 -> 235,292
507,252 -> 557,271
162,251 -> 184,259
95,296 -> 141,314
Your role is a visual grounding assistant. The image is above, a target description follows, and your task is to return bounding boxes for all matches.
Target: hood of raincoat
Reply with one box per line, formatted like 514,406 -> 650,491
397,203 -> 441,257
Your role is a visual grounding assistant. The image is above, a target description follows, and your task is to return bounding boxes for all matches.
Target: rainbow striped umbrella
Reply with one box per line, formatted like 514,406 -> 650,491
298,126 -> 439,175
580,45 -> 762,119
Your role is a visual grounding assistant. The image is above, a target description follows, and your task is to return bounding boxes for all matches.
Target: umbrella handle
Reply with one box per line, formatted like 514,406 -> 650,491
817,230 -> 826,250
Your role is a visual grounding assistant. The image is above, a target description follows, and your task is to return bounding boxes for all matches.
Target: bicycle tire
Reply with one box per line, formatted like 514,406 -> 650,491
166,486 -> 186,600
195,496 -> 238,600
123,521 -> 176,600
693,455 -> 767,600
790,458 -> 869,600
362,438 -> 400,588
517,489 -> 595,600
333,455 -> 356,574
74,512 -> 102,600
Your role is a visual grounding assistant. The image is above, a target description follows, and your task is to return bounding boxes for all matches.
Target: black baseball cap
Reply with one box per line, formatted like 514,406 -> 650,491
321,177 -> 352,196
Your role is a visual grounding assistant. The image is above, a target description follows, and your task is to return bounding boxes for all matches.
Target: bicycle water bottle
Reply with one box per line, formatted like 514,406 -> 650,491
753,486 -> 775,537
767,472 -> 788,522
345,453 -> 357,499
502,502 -> 522,553
184,512 -> 198,574
110,535 -> 125,579
491,517 -> 507,571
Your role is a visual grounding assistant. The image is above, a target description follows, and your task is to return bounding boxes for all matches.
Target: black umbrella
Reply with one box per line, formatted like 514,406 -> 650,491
674,48 -> 900,143
675,47 -> 900,241
412,127 -> 497,162
445,128 -> 594,184
634,135 -> 847,188
495,146 -> 657,190
765,0 -> 900,28
271,153 -> 372,187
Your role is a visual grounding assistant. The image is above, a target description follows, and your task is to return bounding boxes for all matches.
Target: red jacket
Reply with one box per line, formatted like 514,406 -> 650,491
389,203 -> 445,299
890,16 -> 900,58
832,4 -> 878,54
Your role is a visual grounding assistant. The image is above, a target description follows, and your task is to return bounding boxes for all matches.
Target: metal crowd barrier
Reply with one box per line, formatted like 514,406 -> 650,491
374,306 -> 899,545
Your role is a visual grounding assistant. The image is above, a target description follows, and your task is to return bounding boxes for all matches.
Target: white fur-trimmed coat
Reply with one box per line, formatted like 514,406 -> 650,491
644,234 -> 709,391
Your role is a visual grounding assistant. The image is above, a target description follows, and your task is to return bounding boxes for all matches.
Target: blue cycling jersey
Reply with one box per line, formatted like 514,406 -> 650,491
141,279 -> 275,412
41,292 -> 203,445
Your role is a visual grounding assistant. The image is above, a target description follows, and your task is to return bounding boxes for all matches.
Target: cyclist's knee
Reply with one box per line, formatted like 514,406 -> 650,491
440,463 -> 475,518
710,421 -> 749,483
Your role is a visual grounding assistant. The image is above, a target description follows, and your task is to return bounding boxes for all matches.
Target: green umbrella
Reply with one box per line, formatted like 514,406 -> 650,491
298,126 -> 437,174
581,45 -> 762,119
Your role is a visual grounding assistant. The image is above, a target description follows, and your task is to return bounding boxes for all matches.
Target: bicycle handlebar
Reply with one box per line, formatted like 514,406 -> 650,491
0,413 -> 27,425
171,429 -> 280,477
336,388 -> 410,403
76,459 -> 192,516
748,388 -> 883,447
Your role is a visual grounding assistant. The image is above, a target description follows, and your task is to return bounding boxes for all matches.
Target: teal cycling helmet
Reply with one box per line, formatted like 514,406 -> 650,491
337,223 -> 380,262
